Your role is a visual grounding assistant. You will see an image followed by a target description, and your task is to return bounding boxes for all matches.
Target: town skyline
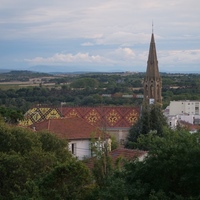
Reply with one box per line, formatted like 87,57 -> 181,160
1,0 -> 200,73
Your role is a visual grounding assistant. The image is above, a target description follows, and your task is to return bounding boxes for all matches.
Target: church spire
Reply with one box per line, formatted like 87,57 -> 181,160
143,31 -> 162,105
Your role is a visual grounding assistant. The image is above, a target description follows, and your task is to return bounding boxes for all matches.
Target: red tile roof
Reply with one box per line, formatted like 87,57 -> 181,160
30,117 -> 108,140
109,148 -> 147,162
84,148 -> 147,170
179,120 -> 200,131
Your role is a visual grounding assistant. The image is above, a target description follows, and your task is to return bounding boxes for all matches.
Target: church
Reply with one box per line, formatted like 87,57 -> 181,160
143,31 -> 162,105
20,31 -> 162,144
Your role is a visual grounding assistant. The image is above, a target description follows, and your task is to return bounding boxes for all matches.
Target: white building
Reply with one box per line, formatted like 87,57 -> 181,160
167,115 -> 178,129
165,100 -> 200,130
169,100 -> 200,115
30,117 -> 111,160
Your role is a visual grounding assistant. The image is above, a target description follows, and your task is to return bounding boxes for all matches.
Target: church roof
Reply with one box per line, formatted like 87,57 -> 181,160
19,106 -> 140,128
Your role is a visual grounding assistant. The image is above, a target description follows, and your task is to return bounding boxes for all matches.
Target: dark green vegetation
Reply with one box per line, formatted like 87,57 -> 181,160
0,121 -> 92,200
0,71 -> 200,113
1,117 -> 200,199
97,129 -> 200,199
0,70 -> 51,82
126,104 -> 169,149
93,105 -> 200,199
0,106 -> 24,124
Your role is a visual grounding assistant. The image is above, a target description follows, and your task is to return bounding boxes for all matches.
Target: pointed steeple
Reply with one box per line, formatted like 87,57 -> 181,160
143,32 -> 162,105
146,33 -> 160,78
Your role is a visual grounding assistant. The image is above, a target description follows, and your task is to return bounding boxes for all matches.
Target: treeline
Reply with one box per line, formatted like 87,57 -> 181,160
0,70 -> 51,82
0,72 -> 200,112
0,83 -> 142,112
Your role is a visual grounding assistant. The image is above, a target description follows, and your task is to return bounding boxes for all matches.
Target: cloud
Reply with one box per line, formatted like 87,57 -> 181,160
159,49 -> 200,65
81,42 -> 94,46
25,52 -> 112,66
112,48 -> 136,59
2,0 -> 199,40
95,32 -> 150,46
1,0 -> 200,72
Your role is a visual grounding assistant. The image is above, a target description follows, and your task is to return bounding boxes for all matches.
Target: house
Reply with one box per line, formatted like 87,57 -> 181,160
29,117 -> 111,160
84,147 -> 147,170
20,106 -> 140,144
179,120 -> 199,134
109,147 -> 147,163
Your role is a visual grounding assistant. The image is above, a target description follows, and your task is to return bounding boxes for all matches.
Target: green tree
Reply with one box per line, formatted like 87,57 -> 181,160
97,129 -> 200,199
70,78 -> 99,88
39,161 -> 92,200
126,104 -> 168,149
124,129 -> 200,199
0,106 -> 24,124
0,122 -> 92,199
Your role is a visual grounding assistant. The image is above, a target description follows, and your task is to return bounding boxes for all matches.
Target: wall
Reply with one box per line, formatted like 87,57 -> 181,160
169,100 -> 200,115
68,140 -> 91,160
106,127 -> 130,146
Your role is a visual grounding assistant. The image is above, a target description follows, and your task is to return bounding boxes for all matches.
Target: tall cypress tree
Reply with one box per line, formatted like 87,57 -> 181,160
126,104 -> 168,149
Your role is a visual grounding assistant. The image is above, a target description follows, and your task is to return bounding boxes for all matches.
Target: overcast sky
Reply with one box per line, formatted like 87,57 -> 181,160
0,0 -> 200,72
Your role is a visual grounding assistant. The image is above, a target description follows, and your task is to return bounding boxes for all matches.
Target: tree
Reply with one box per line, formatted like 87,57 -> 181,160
0,106 -> 24,124
96,129 -> 200,199
124,129 -> 200,199
0,122 -> 93,199
39,162 -> 92,200
126,104 -> 168,149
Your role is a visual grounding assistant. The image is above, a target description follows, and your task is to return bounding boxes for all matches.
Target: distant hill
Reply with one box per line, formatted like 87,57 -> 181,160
0,69 -> 11,74
28,65 -> 125,74
0,70 -> 52,82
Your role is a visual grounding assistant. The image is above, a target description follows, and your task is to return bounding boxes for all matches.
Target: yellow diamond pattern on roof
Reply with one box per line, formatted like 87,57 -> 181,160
46,109 -> 60,119
126,110 -> 138,125
85,109 -> 101,125
106,110 -> 121,126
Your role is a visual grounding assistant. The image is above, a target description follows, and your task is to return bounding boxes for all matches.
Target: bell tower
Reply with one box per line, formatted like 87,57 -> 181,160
143,30 -> 162,105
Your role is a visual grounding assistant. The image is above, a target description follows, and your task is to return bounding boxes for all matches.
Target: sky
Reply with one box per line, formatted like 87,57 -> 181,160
0,0 -> 200,73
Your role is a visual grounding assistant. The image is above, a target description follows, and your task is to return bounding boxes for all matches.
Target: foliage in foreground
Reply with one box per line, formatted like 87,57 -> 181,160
126,104 -> 168,149
0,122 -> 92,200
97,129 -> 200,199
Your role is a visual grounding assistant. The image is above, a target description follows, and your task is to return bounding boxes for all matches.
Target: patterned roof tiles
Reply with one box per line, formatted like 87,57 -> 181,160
20,106 -> 140,128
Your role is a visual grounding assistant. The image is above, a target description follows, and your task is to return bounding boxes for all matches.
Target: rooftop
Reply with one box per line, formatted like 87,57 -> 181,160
30,117 -> 108,140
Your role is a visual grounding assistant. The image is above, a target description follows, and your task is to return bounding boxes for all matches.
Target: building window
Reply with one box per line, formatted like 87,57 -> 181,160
195,107 -> 199,115
71,143 -> 76,155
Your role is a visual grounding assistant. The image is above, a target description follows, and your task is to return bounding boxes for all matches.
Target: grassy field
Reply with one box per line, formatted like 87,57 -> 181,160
0,82 -> 57,90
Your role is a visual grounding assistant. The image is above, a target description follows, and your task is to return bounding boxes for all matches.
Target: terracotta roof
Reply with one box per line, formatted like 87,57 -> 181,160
84,148 -> 147,170
109,148 -> 147,162
30,117 -> 108,140
179,120 -> 199,131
